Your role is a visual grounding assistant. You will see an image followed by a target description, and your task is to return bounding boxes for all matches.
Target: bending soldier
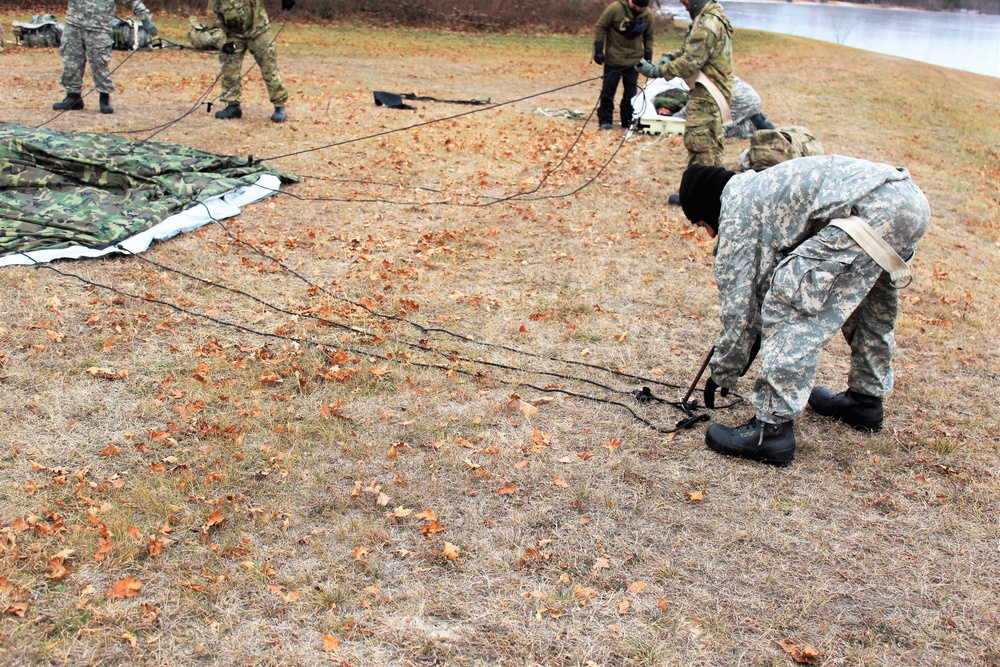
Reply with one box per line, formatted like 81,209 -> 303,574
678,157 -> 930,465
211,0 -> 293,123
53,0 -> 159,114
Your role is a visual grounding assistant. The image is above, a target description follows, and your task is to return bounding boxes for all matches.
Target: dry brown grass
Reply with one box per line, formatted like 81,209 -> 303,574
2,16 -> 1000,667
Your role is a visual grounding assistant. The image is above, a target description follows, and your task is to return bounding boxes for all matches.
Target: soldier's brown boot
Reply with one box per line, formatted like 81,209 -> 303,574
53,93 -> 84,111
99,93 -> 114,115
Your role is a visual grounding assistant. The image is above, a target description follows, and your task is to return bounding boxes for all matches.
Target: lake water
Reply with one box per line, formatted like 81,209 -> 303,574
664,1 -> 1000,78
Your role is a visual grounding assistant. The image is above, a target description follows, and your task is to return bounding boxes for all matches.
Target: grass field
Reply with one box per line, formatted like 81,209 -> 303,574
1,15 -> 999,667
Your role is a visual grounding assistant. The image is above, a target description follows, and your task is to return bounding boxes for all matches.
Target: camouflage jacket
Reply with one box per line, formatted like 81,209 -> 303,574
65,0 -> 151,31
658,1 -> 733,103
210,0 -> 271,40
593,0 -> 654,67
710,155 -> 914,387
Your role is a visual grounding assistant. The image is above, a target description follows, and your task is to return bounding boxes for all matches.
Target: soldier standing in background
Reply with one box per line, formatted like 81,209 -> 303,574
677,157 -> 930,465
211,0 -> 293,123
593,0 -> 655,131
638,0 -> 732,185
52,0 -> 158,114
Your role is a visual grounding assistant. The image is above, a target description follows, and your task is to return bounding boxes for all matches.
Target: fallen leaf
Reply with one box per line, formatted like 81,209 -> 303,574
686,490 -> 705,502
552,476 -> 568,487
627,581 -> 647,594
321,635 -> 340,652
442,541 -> 460,560
777,638 -> 820,665
107,577 -> 142,599
618,598 -> 629,614
497,483 -> 516,495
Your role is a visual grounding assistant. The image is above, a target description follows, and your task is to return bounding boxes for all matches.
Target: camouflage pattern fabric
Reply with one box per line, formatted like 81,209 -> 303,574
653,88 -> 688,115
60,24 -> 115,93
0,122 -> 298,257
12,15 -> 64,48
188,16 -> 226,51
708,155 -> 930,423
655,2 -> 733,166
211,0 -> 288,105
737,126 -> 824,172
674,76 -> 763,139
65,0 -> 151,31
111,16 -> 152,50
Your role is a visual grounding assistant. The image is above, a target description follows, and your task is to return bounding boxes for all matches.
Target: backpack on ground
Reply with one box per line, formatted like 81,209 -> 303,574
738,126 -> 824,172
187,16 -> 226,51
12,14 -> 63,48
112,16 -> 152,50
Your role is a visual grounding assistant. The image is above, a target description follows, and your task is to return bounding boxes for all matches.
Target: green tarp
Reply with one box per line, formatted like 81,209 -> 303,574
0,121 -> 298,265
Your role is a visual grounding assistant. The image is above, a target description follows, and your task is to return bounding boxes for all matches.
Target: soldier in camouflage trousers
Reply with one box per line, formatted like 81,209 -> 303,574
677,156 -> 930,465
53,0 -> 158,115
211,0 -> 292,123
638,0 -> 732,167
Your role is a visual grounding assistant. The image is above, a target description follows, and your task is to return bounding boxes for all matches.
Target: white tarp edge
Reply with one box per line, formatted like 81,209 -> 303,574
0,173 -> 281,267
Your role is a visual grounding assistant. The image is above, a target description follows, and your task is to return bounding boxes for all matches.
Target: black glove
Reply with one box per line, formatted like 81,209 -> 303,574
281,0 -> 296,10
644,51 -> 653,63
703,377 -> 730,410
141,17 -> 158,38
222,42 -> 237,55
593,42 -> 605,66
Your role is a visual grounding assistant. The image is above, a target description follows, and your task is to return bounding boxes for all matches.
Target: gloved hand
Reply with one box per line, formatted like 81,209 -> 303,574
141,17 -> 158,38
222,41 -> 237,55
281,0 -> 296,10
636,59 -> 660,78
658,53 -> 673,66
703,376 -> 730,409
644,51 -> 653,64
593,42 -> 605,66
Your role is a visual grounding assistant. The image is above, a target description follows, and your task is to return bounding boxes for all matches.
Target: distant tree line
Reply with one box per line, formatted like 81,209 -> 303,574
1,0 -> 995,27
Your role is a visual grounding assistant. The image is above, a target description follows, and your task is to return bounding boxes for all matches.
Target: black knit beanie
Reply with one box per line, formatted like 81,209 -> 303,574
678,163 -> 736,233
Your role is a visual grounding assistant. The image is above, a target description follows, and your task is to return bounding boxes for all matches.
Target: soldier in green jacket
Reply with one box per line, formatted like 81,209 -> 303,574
638,0 -> 732,166
593,0 -> 655,130
211,0 -> 293,123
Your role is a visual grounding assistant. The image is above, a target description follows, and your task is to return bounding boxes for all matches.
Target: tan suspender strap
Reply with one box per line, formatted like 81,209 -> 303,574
827,216 -> 911,285
683,71 -> 732,125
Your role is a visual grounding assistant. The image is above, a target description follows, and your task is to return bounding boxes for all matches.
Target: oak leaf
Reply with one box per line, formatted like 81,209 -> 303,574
107,577 -> 142,599
777,638 -> 820,664
321,635 -> 340,652
442,541 -> 460,560
497,483 -> 516,495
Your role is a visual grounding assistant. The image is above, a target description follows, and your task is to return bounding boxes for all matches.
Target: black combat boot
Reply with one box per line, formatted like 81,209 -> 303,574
99,93 -> 114,115
705,416 -> 796,465
808,387 -> 883,432
53,93 -> 84,111
270,106 -> 287,123
667,193 -> 681,205
214,103 -> 243,120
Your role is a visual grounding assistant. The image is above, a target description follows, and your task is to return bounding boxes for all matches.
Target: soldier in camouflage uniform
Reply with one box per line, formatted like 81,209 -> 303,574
53,0 -> 158,115
674,76 -> 774,139
677,156 -> 930,465
638,0 -> 732,166
211,0 -> 293,123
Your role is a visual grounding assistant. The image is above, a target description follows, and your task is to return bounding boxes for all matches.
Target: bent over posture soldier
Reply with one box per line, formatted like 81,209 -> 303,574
678,156 -> 930,465
53,0 -> 158,114
593,0 -> 654,130
211,0 -> 293,123
638,0 -> 732,166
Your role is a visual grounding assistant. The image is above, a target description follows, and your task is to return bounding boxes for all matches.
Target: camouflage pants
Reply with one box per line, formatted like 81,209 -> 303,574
60,24 -> 115,94
751,178 -> 931,422
219,30 -> 288,106
683,88 -> 725,167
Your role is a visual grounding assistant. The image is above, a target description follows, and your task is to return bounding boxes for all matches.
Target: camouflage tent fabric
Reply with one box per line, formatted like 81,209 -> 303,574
0,121 -> 298,265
